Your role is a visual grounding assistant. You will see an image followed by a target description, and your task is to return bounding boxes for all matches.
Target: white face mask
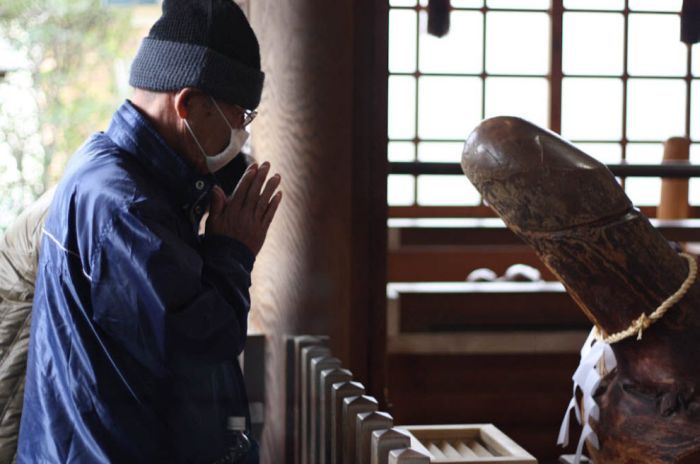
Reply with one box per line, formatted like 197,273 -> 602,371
184,97 -> 249,173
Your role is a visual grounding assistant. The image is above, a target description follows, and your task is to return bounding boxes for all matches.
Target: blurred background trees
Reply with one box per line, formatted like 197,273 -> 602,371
0,0 -> 156,232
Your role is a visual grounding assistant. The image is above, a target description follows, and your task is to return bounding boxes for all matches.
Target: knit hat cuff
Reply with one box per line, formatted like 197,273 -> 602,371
129,38 -> 264,109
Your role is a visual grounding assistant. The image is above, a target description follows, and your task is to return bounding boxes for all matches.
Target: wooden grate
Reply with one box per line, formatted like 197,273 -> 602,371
397,424 -> 538,463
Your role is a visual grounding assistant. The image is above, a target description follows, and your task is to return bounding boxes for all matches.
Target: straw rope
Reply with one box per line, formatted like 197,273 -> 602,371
594,252 -> 697,344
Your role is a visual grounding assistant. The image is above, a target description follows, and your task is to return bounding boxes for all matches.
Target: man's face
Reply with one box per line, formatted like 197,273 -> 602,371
184,93 -> 247,156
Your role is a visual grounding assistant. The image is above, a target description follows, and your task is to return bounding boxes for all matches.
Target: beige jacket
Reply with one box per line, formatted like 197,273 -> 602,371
0,188 -> 53,463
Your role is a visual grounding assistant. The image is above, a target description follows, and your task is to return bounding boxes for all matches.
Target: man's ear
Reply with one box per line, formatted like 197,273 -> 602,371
174,87 -> 196,119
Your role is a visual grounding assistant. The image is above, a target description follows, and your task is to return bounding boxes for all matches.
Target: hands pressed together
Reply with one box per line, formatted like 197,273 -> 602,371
206,162 -> 282,256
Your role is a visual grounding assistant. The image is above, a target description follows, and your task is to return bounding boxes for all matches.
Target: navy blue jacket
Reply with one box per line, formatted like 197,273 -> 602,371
18,101 -> 254,463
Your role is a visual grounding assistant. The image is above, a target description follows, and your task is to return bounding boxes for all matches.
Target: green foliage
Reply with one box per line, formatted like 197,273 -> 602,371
0,0 -> 137,232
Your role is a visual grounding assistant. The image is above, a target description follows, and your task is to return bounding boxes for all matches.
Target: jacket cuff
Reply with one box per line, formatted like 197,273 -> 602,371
201,234 -> 255,272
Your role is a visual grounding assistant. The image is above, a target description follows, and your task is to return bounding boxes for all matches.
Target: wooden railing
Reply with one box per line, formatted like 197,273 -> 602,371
388,218 -> 700,282
285,335 -> 537,464
389,161 -> 700,178
386,281 -> 589,355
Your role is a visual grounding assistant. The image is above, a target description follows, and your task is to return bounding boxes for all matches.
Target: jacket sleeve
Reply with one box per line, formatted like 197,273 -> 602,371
89,206 -> 254,374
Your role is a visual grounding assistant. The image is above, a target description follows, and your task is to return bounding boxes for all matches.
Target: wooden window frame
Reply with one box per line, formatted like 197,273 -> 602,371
388,0 -> 698,218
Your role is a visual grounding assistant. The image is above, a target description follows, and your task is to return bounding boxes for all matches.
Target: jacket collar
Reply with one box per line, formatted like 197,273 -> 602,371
106,100 -> 215,225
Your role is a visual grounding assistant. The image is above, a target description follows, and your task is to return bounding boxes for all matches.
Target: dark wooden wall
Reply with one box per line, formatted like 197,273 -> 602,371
244,3 -> 586,462
246,2 -> 388,462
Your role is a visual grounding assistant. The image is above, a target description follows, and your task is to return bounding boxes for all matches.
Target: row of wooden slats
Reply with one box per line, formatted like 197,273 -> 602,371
286,335 -> 431,464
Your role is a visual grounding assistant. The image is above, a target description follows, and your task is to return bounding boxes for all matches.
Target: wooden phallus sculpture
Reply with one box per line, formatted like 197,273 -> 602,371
461,117 -> 700,463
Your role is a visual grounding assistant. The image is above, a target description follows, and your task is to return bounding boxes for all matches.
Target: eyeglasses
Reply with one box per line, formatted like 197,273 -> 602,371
238,106 -> 258,128
209,95 -> 258,128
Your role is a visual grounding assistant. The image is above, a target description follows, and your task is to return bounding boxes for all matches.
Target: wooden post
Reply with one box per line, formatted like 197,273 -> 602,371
301,345 -> 330,464
287,336 -> 328,464
310,356 -> 341,464
658,137 -> 690,220
355,411 -> 393,464
331,381 -> 365,464
320,368 -> 353,464
342,395 -> 378,464
245,0 -> 389,458
371,428 -> 412,464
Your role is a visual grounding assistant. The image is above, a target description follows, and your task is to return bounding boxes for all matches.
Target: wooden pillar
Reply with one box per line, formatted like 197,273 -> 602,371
355,411 -> 394,464
371,429 -> 412,464
658,137 -> 690,220
246,1 -> 388,462
320,369 -> 353,464
332,381 -> 366,464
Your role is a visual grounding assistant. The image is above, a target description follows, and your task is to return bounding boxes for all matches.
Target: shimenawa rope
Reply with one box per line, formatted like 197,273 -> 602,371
593,252 -> 697,344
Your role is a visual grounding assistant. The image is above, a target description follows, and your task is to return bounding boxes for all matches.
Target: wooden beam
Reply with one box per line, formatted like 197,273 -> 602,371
389,205 -> 700,219
389,217 -> 700,246
388,281 -> 589,332
388,246 -> 555,282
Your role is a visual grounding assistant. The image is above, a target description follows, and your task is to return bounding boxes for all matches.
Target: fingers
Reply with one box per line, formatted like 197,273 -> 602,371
208,185 -> 226,219
229,163 -> 258,210
263,191 -> 283,227
228,161 -> 281,239
247,162 -> 270,202
255,174 -> 281,220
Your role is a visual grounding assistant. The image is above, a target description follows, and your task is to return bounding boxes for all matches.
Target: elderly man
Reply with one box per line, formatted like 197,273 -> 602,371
17,1 -> 278,462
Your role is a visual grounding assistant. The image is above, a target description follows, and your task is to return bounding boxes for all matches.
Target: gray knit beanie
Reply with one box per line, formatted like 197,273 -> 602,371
129,0 -> 264,109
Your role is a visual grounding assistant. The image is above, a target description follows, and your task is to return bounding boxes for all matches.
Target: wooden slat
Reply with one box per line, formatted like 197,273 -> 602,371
388,281 -> 589,332
290,336 -> 328,463
356,411 -> 394,464
371,428 -> 412,464
387,281 -> 590,354
301,346 -> 331,464
389,217 -> 700,246
342,396 -> 378,464
320,368 -> 353,464
455,442 -> 478,458
331,382 -> 365,464
390,205 -> 700,219
390,160 -> 700,178
387,331 -> 589,355
550,0 -> 563,135
427,443 -> 445,458
439,441 -> 463,458
468,439 -> 493,457
388,246 -> 553,282
311,357 -> 341,464
388,218 -> 524,248
389,206 -> 498,218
